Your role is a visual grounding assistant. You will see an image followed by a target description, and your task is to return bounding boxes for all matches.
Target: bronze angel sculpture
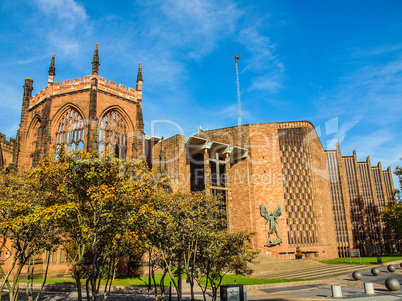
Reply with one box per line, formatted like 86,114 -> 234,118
260,203 -> 282,247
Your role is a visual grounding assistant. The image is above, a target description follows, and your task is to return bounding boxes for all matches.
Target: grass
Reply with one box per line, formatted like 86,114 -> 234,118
21,274 -> 306,287
20,277 -> 152,286
20,278 -> 78,284
320,254 -> 402,265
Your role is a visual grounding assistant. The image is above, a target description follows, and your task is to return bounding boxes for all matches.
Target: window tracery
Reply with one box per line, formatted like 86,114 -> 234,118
55,108 -> 85,152
98,109 -> 128,159
28,118 -> 41,166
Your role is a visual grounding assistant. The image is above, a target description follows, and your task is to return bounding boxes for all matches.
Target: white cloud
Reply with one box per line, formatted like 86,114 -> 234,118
238,27 -> 278,72
340,129 -> 401,167
33,0 -> 87,21
93,0 -> 243,94
336,117 -> 362,144
342,60 -> 402,97
349,43 -> 402,59
213,104 -> 237,118
310,42 -> 402,177
247,74 -> 282,93
158,0 -> 242,59
45,35 -> 83,58
138,52 -> 188,92
26,0 -> 92,61
348,131 -> 401,188
333,54 -> 402,113
237,25 -> 285,94
316,45 -> 402,118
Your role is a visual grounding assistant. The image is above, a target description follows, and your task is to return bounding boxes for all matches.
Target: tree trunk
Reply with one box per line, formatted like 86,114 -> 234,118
73,267 -> 83,301
86,278 -> 91,301
0,254 -> 18,298
189,278 -> 194,301
10,259 -> 26,301
177,257 -> 182,301
26,257 -> 34,301
35,251 -> 51,301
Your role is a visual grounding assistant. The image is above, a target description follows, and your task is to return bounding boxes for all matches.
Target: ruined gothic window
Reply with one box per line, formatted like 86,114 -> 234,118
55,108 -> 85,152
28,118 -> 40,166
98,110 -> 127,159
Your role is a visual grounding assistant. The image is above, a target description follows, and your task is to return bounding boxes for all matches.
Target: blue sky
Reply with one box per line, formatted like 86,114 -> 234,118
0,0 -> 401,185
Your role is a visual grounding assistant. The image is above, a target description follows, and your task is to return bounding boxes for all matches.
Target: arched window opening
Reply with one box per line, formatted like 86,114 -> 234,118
98,109 -> 128,160
55,108 -> 85,152
28,118 -> 41,167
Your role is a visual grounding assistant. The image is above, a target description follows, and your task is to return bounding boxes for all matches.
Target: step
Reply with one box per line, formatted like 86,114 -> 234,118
271,265 -> 370,279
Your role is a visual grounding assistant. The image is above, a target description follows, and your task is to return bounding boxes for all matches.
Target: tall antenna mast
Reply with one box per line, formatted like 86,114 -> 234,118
233,54 -> 242,126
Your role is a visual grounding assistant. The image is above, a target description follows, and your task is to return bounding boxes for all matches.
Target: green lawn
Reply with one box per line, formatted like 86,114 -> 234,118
320,254 -> 402,265
21,274 -> 305,286
21,277 -> 154,286
21,278 -> 78,284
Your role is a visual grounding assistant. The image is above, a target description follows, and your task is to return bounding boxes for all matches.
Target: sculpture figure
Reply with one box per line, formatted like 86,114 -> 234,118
260,203 -> 282,247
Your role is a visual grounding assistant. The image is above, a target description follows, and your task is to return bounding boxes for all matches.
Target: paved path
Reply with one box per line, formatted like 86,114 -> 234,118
247,260 -> 402,300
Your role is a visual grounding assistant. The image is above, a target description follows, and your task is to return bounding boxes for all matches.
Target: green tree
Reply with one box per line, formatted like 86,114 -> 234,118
0,170 -> 61,301
380,166 -> 402,241
195,231 -> 258,301
148,191 -> 258,301
29,150 -> 166,301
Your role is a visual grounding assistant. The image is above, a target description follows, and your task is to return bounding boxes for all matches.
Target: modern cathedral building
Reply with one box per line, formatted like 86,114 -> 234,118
0,46 -> 396,269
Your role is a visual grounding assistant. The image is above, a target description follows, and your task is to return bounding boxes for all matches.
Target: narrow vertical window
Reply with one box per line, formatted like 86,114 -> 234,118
98,109 -> 128,159
28,118 -> 41,166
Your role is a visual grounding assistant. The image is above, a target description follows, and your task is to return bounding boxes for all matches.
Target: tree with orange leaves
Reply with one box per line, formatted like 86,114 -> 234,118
0,170 -> 62,301
26,148 -> 167,301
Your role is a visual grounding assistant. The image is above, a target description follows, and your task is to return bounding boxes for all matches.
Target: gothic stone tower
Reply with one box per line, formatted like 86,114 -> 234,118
17,44 -> 144,171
